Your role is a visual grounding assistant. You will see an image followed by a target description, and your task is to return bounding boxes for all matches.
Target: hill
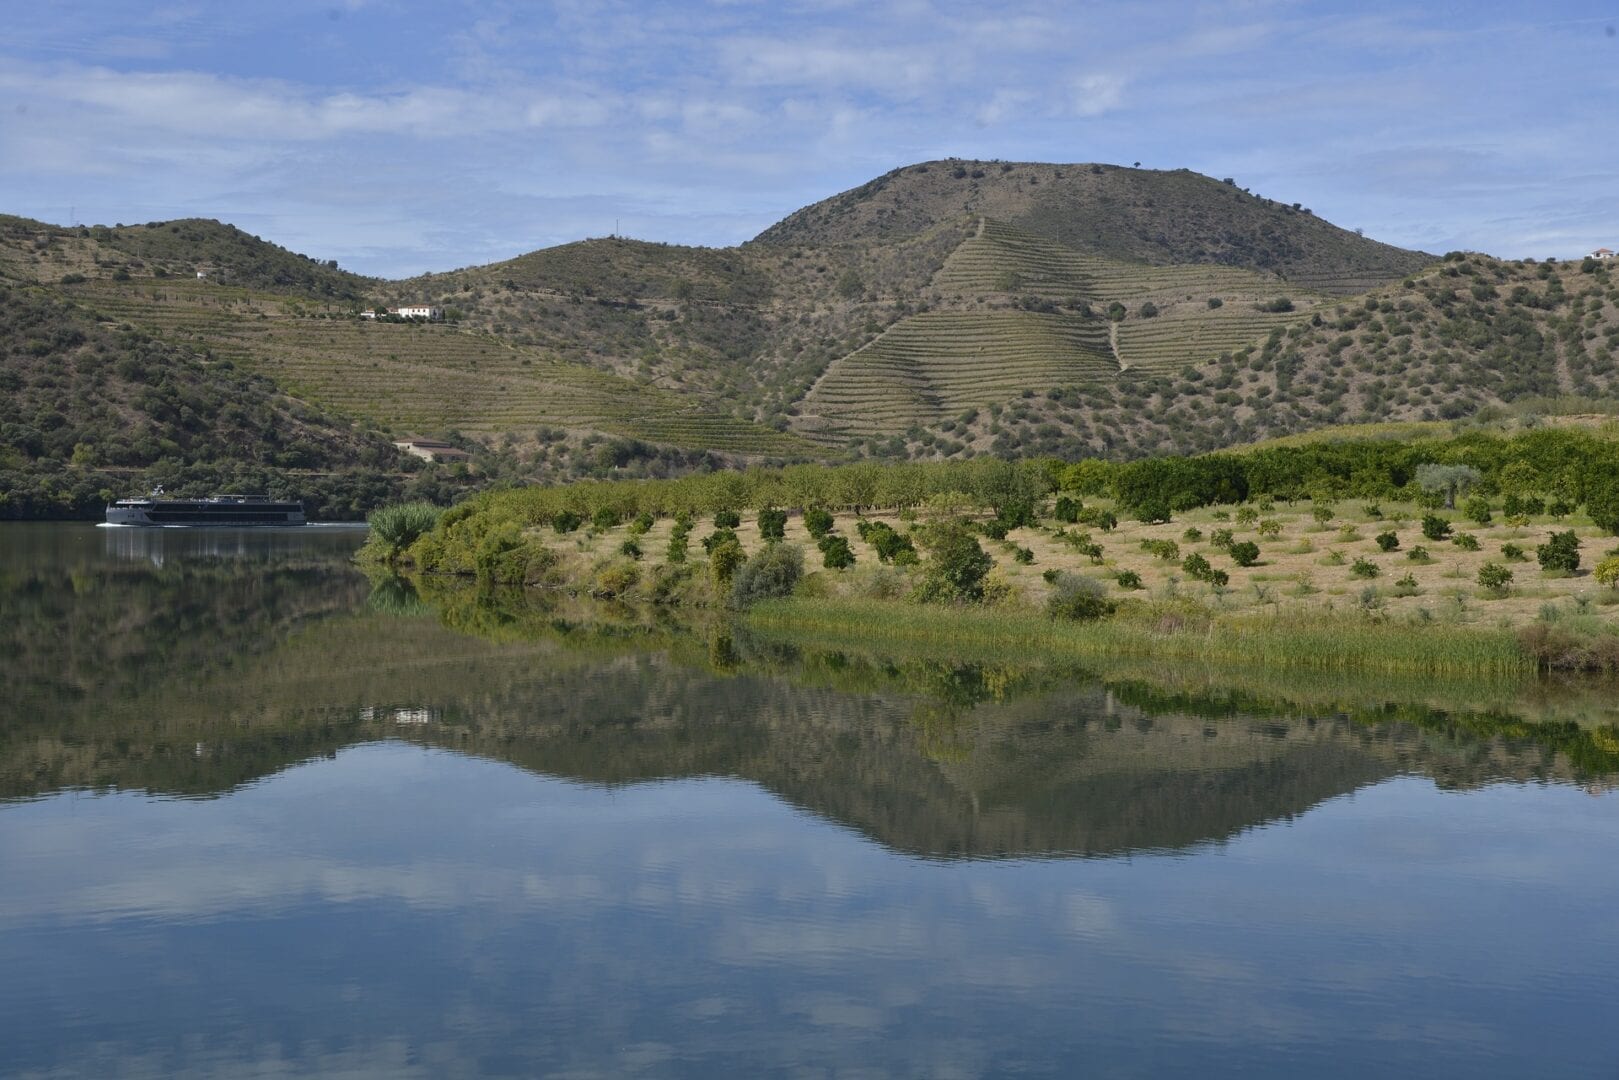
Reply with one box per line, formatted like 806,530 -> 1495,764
4,159 -> 1616,500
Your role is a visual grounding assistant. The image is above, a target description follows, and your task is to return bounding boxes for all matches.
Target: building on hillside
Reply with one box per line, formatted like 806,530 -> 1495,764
393,438 -> 472,463
1590,248 -> 1615,260
359,305 -> 443,320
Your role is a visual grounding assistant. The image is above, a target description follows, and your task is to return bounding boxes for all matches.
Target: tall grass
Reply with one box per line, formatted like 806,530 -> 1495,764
367,501 -> 442,561
746,597 -> 1534,678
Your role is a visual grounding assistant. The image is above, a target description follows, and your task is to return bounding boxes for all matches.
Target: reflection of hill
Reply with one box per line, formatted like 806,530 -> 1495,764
8,597 -> 1616,859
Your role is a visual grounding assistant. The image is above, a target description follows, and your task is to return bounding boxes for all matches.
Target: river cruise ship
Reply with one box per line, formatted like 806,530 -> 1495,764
105,491 -> 307,526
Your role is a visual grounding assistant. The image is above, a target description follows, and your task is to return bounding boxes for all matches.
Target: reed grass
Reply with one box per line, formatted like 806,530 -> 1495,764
745,597 -> 1534,678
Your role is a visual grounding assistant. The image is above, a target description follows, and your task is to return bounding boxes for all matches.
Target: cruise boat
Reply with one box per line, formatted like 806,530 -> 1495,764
105,490 -> 307,526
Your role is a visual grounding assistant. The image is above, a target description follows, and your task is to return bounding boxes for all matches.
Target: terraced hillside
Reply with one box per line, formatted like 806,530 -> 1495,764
800,310 -> 1117,440
68,278 -> 815,455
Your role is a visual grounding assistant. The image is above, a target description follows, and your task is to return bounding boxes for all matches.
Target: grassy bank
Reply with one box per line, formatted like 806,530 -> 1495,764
746,596 -> 1534,678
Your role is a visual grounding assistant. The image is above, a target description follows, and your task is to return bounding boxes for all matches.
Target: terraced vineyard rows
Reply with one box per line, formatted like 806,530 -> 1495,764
800,309 -> 1118,438
1115,309 -> 1304,374
931,218 -> 1098,298
73,283 -> 815,453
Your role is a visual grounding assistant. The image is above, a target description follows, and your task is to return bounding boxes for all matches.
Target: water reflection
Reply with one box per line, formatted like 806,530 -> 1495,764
4,525 -> 1619,1077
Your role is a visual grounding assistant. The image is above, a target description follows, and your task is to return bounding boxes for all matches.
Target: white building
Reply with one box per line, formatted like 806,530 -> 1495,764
395,305 -> 443,320
1590,248 -> 1615,261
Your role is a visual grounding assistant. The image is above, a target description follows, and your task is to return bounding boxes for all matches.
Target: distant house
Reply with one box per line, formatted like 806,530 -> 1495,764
393,438 -> 471,464
195,266 -> 220,279
360,305 -> 443,321
1591,248 -> 1616,261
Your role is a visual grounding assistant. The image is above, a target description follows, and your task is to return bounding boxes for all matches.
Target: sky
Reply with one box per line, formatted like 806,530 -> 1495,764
3,1 -> 1617,278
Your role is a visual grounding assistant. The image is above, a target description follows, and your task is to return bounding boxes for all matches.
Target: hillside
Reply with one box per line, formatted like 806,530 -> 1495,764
4,159 -> 1615,494
0,278 -> 466,518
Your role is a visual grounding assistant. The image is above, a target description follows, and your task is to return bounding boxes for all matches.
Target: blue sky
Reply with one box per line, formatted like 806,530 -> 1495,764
4,1 -> 1617,277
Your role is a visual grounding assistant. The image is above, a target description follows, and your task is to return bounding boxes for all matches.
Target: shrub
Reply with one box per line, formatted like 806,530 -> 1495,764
592,559 -> 641,598
803,508 -> 834,539
1182,526 -> 1204,543
1537,530 -> 1581,573
708,538 -> 746,586
1462,495 -> 1492,526
819,534 -> 855,569
1594,554 -> 1619,588
713,509 -> 741,528
627,512 -> 655,536
757,507 -> 788,541
1237,506 -> 1260,526
1257,296 -> 1294,313
914,522 -> 993,603
618,537 -> 642,560
1138,301 -> 1159,318
1310,505 -> 1334,527
730,543 -> 804,607
1077,507 -> 1117,531
1182,552 -> 1213,581
1407,545 -> 1433,563
1142,538 -> 1181,561
1375,531 -> 1400,552
1054,496 -> 1081,523
367,501 -> 441,560
1476,562 -> 1513,593
1046,573 -> 1115,621
1209,528 -> 1235,550
553,510 -> 583,534
1452,533 -> 1480,551
1393,573 -> 1421,597
666,532 -> 688,563
1421,514 -> 1453,540
702,527 -> 738,553
1116,570 -> 1143,589
1229,541 -> 1261,567
591,506 -> 620,530
1501,542 -> 1526,561
859,520 -> 919,564
1350,557 -> 1380,579
1012,546 -> 1034,565
1207,297 -> 1223,309
1257,519 -> 1283,538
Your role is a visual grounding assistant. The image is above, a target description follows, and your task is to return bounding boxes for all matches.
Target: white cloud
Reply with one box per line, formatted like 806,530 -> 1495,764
1071,73 -> 1125,116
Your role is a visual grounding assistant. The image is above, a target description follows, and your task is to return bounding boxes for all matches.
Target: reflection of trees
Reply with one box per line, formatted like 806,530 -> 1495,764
7,571 -> 1619,859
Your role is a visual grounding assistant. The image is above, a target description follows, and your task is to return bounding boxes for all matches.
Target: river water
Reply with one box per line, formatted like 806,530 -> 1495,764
2,523 -> 1617,1078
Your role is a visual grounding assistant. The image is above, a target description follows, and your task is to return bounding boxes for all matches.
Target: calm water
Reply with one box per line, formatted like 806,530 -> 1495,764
3,523 -> 1619,1078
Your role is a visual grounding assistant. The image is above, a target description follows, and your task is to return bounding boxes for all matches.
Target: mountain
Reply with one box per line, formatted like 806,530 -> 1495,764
2,160 -> 1616,498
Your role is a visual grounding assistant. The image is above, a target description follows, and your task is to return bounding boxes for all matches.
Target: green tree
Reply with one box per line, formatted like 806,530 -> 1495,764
1536,530 -> 1580,573
730,543 -> 804,606
914,522 -> 993,603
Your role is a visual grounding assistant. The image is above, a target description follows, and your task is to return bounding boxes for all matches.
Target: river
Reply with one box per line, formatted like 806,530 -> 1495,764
2,522 -> 1617,1078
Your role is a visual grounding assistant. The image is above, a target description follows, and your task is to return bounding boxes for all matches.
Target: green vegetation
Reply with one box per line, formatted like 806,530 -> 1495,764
367,501 -> 441,562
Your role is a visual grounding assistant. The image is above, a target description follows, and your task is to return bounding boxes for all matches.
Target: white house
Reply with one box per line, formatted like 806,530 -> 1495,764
1590,248 -> 1615,260
393,438 -> 471,463
395,305 -> 443,320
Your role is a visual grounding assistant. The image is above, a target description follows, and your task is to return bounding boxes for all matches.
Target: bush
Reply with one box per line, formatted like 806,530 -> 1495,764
552,510 -> 583,534
1375,531 -> 1400,552
757,507 -> 788,541
702,527 -> 738,553
1309,505 -> 1333,527
1207,297 -> 1223,309
1501,542 -> 1525,561
1229,541 -> 1261,567
1237,506 -> 1260,526
1054,496 -> 1081,523
1012,545 -> 1034,565
1182,552 -> 1213,581
1077,507 -> 1117,531
1116,570 -> 1143,589
1537,530 -> 1581,573
618,537 -> 642,560
1477,562 -> 1513,593
1138,301 -> 1159,318
1256,296 -> 1294,313
1393,572 -> 1421,597
1350,557 -> 1380,579
803,507 -> 834,539
1142,538 -> 1181,561
708,538 -> 746,586
1407,545 -> 1432,563
368,501 -> 441,560
1183,526 -> 1204,543
627,511 -> 655,535
666,532 -> 688,563
1594,555 -> 1619,588
591,506 -> 619,530
914,522 -> 993,603
1210,528 -> 1235,550
592,559 -> 640,598
1046,573 -> 1115,621
819,534 -> 855,569
1462,495 -> 1492,526
1453,533 -> 1480,551
1421,514 -> 1453,540
1257,519 -> 1283,538
730,543 -> 804,607
713,509 -> 741,528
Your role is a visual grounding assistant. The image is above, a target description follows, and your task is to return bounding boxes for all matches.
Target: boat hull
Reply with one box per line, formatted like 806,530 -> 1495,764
105,500 -> 307,526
